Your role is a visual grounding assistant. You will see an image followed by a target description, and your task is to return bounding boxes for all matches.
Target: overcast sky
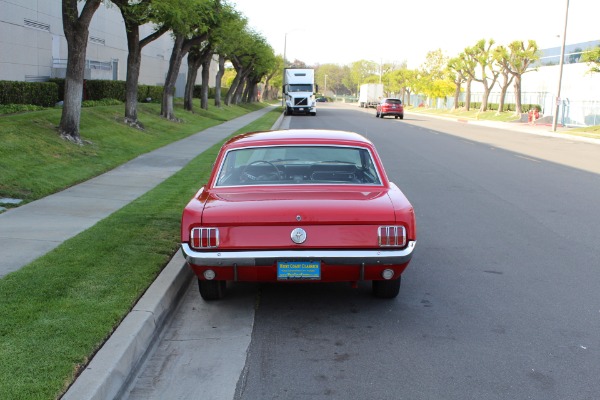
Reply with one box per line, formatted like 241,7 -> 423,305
232,0 -> 598,68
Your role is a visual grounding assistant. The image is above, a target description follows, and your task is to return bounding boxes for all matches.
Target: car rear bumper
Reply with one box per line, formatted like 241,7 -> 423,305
381,110 -> 403,115
181,241 -> 416,267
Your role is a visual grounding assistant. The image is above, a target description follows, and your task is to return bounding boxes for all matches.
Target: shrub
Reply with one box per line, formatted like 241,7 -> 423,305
48,78 -> 65,101
82,98 -> 123,107
0,104 -> 46,114
138,85 -> 163,103
85,80 -> 127,101
0,81 -> 58,107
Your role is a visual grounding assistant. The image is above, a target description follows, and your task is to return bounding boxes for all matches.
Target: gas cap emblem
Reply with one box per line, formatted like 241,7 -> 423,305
291,228 -> 307,244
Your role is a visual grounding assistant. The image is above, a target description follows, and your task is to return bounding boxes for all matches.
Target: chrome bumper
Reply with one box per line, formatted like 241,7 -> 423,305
181,241 -> 416,267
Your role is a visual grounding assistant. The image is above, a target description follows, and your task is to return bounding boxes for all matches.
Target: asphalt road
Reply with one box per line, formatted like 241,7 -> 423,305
123,103 -> 600,400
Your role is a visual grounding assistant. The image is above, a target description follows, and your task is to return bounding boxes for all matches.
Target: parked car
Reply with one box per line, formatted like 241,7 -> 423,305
181,129 -> 417,300
376,98 -> 404,119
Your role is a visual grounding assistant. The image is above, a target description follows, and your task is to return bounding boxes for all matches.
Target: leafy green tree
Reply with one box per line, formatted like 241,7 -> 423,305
223,29 -> 273,105
112,0 -> 170,126
582,45 -> 600,74
464,39 -> 500,112
419,49 -> 453,107
447,56 -> 468,110
493,45 -> 515,114
242,37 -> 275,103
59,0 -> 102,143
160,0 -> 219,120
184,3 -> 243,111
506,40 -> 539,114
262,55 -> 284,101
212,8 -> 248,106
347,60 -> 379,95
316,64 -> 351,96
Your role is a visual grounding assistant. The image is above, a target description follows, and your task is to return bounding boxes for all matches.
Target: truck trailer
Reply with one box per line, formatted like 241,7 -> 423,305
358,83 -> 384,108
283,68 -> 317,116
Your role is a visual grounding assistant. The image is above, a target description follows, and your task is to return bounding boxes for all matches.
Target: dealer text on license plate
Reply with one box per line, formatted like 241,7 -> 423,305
277,261 -> 321,280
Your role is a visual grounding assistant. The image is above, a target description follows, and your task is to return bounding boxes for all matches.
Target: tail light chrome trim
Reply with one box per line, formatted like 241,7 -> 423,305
378,226 -> 406,248
190,227 -> 219,249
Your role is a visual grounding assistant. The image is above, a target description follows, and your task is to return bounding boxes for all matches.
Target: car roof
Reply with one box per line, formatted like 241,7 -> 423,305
222,129 -> 376,148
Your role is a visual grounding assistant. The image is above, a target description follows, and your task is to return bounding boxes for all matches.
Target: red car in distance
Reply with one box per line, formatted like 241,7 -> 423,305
376,98 -> 404,119
181,129 -> 416,300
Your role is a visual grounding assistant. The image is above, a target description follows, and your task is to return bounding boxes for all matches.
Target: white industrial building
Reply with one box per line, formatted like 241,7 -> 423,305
0,0 -> 217,95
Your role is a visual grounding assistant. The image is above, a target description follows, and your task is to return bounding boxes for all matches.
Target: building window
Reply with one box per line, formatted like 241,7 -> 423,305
89,36 -> 106,45
24,19 -> 50,32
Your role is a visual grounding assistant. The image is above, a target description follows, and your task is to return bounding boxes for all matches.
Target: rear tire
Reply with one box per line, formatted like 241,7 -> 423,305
399,114 -> 404,120
372,277 -> 401,298
198,279 -> 226,301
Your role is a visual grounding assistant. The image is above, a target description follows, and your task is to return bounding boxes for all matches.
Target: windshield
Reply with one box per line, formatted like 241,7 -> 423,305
215,145 -> 382,187
288,84 -> 313,92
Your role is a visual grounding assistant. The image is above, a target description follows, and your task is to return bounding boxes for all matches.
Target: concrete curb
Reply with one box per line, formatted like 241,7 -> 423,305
62,108 -> 285,400
62,254 -> 192,400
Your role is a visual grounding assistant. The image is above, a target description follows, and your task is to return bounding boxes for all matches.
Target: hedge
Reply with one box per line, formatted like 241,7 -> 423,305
457,101 -> 541,112
0,81 -> 58,107
193,85 -> 230,99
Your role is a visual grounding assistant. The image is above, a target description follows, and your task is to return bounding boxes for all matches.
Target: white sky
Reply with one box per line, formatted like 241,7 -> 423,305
232,0 -> 598,68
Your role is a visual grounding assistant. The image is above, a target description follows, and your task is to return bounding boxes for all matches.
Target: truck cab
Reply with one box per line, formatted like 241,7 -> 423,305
283,68 -> 317,116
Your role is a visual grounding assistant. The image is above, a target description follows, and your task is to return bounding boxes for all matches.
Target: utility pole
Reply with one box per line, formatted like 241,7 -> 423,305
552,0 -> 569,132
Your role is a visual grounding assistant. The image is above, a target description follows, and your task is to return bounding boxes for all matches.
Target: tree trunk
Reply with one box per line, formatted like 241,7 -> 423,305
184,49 -> 202,112
214,55 -> 224,107
453,81 -> 461,110
123,17 -> 141,126
480,84 -> 491,112
114,1 -> 167,127
200,51 -> 213,110
464,77 -> 472,111
514,74 -> 523,115
233,74 -> 248,104
161,35 -> 184,120
161,33 -> 207,120
59,0 -> 102,144
225,64 -> 243,106
497,73 -> 513,115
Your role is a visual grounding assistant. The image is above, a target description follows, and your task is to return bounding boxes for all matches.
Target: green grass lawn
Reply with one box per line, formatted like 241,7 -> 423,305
0,100 -> 266,204
406,105 -> 600,139
406,105 -> 523,122
0,101 -> 282,399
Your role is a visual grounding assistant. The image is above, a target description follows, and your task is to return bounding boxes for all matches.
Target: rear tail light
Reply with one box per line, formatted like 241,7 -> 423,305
378,226 -> 406,247
190,227 -> 219,249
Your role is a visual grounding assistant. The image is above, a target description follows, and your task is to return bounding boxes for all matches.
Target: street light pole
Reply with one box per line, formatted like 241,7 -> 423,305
282,33 -> 287,107
552,0 -> 569,132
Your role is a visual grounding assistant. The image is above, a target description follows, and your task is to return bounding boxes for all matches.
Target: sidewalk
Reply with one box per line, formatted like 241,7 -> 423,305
0,106 -> 279,278
409,109 -> 600,146
57,108 -> 284,400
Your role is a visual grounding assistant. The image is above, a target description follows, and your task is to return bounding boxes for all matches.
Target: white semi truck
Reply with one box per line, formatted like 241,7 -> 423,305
358,83 -> 384,108
283,68 -> 317,116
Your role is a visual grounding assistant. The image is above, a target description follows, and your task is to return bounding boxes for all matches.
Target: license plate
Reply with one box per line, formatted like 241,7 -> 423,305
298,108 -> 304,111
277,261 -> 321,280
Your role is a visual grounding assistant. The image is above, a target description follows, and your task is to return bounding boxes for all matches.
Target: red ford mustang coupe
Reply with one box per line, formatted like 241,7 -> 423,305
181,129 -> 416,300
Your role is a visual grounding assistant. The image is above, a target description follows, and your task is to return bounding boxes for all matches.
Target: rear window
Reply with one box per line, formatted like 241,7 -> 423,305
384,99 -> 402,105
215,145 -> 383,187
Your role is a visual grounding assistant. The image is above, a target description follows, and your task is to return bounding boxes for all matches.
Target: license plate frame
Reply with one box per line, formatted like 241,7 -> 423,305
277,260 -> 321,280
